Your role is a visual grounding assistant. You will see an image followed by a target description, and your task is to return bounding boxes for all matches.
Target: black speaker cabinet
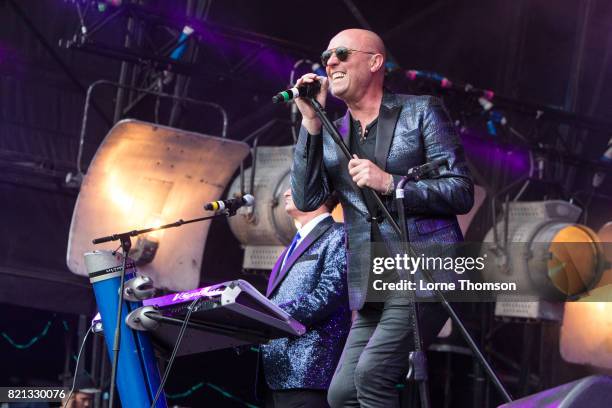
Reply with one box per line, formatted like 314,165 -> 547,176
499,375 -> 612,408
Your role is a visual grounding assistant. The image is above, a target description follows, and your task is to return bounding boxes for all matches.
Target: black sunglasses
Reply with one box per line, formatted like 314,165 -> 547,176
320,47 -> 377,66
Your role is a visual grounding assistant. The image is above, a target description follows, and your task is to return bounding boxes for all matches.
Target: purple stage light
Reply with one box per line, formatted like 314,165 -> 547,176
461,131 -> 530,176
257,48 -> 296,80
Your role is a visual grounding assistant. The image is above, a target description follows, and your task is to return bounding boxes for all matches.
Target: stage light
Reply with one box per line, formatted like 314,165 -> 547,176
558,222 -> 612,369
482,201 -> 606,319
598,222 -> 612,287
226,146 -> 297,270
330,204 -> 343,222
67,120 -> 249,290
226,146 -> 344,270
547,224 -> 603,296
560,286 -> 612,370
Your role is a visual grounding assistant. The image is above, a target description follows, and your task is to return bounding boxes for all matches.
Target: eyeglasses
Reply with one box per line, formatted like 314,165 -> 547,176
320,46 -> 377,66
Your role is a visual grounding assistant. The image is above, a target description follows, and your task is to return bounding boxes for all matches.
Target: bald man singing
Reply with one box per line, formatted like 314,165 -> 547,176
290,29 -> 474,407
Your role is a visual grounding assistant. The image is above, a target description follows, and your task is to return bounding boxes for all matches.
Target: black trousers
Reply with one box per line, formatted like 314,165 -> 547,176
265,389 -> 329,408
327,296 -> 448,408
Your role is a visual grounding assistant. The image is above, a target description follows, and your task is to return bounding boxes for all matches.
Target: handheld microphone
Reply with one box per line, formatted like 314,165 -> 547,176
204,194 -> 255,212
592,137 -> 612,188
272,80 -> 321,103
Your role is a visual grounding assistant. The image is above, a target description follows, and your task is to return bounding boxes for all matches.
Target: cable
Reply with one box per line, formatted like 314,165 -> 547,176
108,245 -> 131,408
149,298 -> 200,408
62,325 -> 93,408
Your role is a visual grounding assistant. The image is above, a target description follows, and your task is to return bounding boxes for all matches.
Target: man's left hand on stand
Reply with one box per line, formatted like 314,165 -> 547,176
348,154 -> 393,194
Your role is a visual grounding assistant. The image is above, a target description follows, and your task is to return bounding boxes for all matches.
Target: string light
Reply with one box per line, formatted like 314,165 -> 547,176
165,382 -> 204,399
1,317 -> 73,350
2,320 -> 295,407
1,320 -> 54,349
166,382 -> 259,407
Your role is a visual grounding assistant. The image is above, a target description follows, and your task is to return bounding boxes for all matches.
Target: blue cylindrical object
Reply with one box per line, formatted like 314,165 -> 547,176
170,26 -> 194,61
86,251 -> 166,408
487,120 -> 498,136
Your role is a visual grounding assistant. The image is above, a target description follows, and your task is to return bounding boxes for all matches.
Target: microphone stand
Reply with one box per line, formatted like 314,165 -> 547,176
305,97 -> 512,405
93,208 -> 241,408
396,162 -> 447,408
306,98 -> 403,236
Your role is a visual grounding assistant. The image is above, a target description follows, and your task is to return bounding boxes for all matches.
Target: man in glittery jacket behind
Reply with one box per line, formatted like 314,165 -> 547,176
261,188 -> 350,408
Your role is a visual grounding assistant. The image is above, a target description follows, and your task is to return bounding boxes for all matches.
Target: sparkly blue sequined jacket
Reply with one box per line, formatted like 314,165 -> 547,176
291,93 -> 474,310
261,217 -> 351,390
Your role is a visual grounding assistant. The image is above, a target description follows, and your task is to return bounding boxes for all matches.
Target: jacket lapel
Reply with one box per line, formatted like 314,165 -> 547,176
266,247 -> 288,297
267,217 -> 335,296
335,111 -> 351,165
374,102 -> 402,170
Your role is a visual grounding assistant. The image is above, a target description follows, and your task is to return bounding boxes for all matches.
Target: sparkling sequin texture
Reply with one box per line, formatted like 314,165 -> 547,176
262,223 -> 351,390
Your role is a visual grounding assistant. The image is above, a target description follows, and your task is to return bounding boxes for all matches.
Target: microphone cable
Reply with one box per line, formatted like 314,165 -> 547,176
149,297 -> 201,408
62,325 -> 94,408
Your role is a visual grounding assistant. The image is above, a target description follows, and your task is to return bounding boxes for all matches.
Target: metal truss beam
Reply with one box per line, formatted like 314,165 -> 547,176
7,0 -> 112,127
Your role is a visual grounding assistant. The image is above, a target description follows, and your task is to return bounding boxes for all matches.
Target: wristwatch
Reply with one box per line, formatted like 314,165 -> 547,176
383,174 -> 395,196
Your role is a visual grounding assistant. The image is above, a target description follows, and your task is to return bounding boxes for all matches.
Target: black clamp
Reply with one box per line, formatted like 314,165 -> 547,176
405,158 -> 448,182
